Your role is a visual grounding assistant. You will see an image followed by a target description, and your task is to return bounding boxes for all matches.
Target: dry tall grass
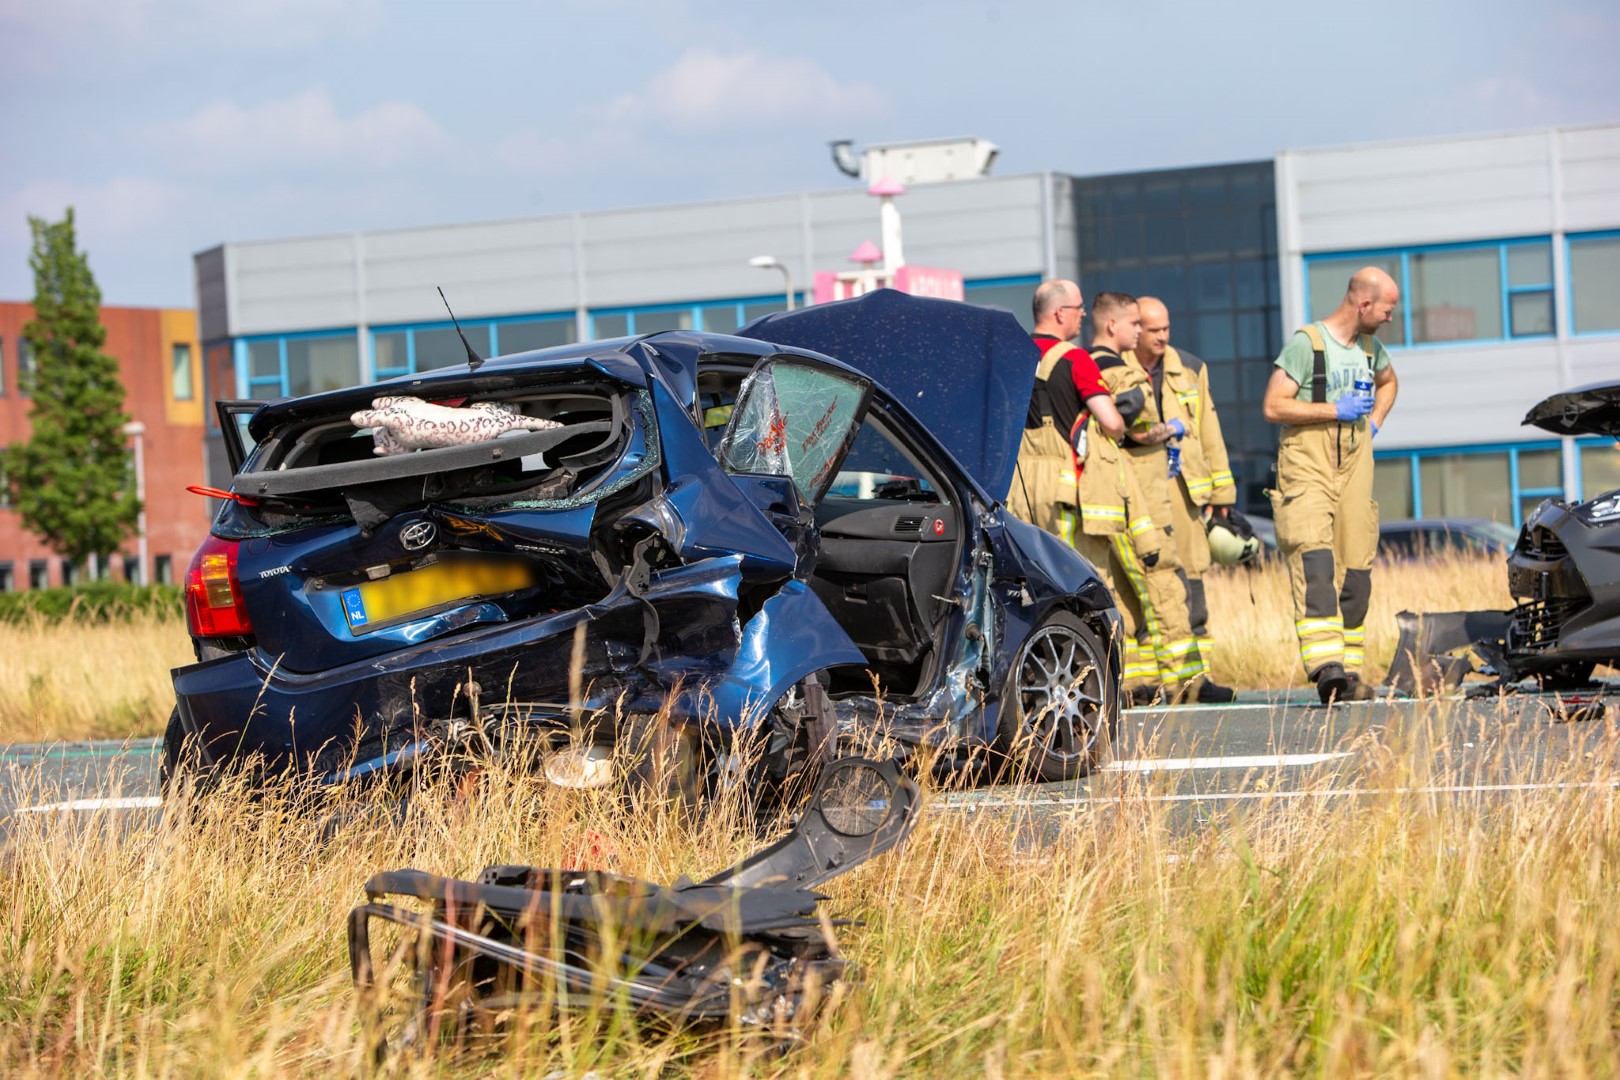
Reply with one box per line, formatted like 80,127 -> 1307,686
4,702 -> 1618,1076
1204,552 -> 1513,690
0,611 -> 192,744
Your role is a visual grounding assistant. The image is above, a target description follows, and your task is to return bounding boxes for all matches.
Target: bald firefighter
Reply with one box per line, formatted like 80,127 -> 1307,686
1262,268 -> 1401,704
1129,296 -> 1238,703
1089,291 -> 1211,705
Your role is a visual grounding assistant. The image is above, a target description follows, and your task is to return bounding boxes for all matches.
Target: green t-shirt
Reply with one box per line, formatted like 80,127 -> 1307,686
1274,323 -> 1392,404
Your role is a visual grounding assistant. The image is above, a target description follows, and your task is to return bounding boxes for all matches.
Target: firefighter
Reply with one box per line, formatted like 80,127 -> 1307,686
1089,291 -> 1211,705
1128,296 -> 1238,703
1262,267 -> 1401,704
1008,281 -> 1164,703
1007,280 -> 1125,544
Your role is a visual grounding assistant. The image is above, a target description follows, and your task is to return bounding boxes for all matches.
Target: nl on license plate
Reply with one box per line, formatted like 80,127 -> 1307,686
341,560 -> 533,630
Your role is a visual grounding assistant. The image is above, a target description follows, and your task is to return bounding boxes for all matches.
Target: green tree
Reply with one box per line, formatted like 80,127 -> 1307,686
2,210 -> 138,571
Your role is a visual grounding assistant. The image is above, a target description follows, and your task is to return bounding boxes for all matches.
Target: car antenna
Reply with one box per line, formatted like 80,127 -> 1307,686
437,286 -> 484,371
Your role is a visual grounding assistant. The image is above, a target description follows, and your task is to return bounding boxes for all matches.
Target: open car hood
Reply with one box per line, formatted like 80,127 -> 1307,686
1523,380 -> 1620,438
740,289 -> 1039,501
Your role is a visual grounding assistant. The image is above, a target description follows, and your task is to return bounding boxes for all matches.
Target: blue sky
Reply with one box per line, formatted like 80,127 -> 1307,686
2,0 -> 1616,308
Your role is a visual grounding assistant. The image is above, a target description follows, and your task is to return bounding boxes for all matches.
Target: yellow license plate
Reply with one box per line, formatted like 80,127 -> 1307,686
341,560 -> 535,630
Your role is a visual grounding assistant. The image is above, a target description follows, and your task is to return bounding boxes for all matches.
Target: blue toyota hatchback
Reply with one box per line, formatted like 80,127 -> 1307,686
168,290 -> 1121,797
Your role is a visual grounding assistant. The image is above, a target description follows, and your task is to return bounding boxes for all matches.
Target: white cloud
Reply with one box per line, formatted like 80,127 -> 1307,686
1419,74 -> 1590,134
149,87 -> 451,175
0,0 -> 382,50
2,176 -> 189,242
0,176 -> 196,299
631,48 -> 886,131
493,47 -> 886,174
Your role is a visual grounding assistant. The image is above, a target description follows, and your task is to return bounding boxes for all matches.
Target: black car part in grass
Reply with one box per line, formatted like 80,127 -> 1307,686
348,756 -> 918,1047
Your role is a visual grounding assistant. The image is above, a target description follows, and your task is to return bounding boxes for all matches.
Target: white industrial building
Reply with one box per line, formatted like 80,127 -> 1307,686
194,123 -> 1620,522
1277,124 -> 1620,523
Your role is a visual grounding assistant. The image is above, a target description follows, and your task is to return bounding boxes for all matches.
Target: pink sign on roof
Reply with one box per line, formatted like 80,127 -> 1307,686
894,266 -> 964,301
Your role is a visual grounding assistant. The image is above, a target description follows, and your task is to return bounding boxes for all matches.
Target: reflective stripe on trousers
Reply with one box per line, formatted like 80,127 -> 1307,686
1110,533 -> 1206,688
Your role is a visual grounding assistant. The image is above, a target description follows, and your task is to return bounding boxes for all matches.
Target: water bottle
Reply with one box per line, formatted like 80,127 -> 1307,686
1166,441 -> 1181,479
1353,372 -> 1374,408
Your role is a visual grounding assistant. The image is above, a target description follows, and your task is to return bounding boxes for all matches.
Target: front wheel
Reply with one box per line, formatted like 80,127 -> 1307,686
997,612 -> 1116,782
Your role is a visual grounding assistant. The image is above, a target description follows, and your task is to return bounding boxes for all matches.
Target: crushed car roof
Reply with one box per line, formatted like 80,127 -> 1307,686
739,289 -> 1040,501
1522,380 -> 1620,439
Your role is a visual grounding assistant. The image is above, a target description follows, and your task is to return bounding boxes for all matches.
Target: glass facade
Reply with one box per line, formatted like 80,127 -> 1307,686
1373,438 -> 1617,527
1305,238 -> 1555,346
963,277 -> 1040,329
1583,441 -> 1620,499
1075,161 -> 1280,511
1568,232 -> 1620,334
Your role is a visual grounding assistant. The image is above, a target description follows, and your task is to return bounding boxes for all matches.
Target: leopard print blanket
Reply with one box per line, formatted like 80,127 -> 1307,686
351,395 -> 562,456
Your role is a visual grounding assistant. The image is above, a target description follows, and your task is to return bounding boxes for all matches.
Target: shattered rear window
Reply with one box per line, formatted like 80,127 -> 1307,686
218,384 -> 655,535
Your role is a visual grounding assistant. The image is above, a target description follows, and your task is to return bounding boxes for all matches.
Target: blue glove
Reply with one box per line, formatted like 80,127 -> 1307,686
1335,394 -> 1373,422
1166,418 -> 1186,439
1371,420 -> 1380,438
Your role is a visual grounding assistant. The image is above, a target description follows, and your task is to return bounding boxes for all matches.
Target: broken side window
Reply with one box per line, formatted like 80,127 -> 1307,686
715,359 -> 870,508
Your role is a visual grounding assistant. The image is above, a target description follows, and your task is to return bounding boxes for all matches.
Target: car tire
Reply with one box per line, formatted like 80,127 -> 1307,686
997,611 -> 1115,782
160,705 -> 199,799
621,713 -> 703,808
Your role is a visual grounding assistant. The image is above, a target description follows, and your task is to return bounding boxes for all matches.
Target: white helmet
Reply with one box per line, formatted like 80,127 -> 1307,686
1207,509 -> 1261,566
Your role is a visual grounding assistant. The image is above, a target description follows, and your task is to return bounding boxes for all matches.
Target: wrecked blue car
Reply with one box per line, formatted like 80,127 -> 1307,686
168,290 -> 1121,797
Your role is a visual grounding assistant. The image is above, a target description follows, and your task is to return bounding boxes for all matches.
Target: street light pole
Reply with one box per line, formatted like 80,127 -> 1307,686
748,255 -> 796,311
122,421 -> 148,586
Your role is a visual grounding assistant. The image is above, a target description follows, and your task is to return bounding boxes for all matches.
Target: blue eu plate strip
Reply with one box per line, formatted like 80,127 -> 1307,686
342,587 -> 368,627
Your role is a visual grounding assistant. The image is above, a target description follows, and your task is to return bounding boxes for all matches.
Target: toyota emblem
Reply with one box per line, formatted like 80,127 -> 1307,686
400,520 -> 437,552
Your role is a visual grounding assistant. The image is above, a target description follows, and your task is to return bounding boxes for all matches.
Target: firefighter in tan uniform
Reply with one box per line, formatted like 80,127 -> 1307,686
1262,268 -> 1401,704
1129,297 -> 1238,703
1088,291 -> 1210,705
1008,281 -> 1125,543
1008,281 -> 1167,702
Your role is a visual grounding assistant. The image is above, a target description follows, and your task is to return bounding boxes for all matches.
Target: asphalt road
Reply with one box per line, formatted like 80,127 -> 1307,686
5,687 -> 1616,836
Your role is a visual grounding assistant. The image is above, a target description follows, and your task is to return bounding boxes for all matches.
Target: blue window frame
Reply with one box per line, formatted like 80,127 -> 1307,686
371,312 -> 576,379
585,294 -> 800,340
1567,230 -> 1620,336
1305,238 -> 1555,348
1373,438 -> 1614,528
235,329 -> 361,401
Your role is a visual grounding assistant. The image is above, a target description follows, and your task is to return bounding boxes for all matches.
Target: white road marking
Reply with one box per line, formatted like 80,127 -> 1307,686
1134,698 -> 1425,715
1103,752 -> 1348,772
943,779 -> 1620,810
16,796 -> 162,814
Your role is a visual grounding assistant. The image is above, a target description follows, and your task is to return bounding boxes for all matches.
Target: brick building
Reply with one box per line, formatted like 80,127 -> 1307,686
0,301 -> 212,589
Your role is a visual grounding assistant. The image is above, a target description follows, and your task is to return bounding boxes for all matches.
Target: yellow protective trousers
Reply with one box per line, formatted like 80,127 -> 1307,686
1168,479 -> 1214,661
1269,421 -> 1378,677
1084,532 -> 1205,702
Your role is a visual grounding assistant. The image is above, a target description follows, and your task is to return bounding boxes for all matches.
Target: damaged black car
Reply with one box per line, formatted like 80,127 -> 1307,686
167,290 -> 1122,799
1389,379 -> 1620,695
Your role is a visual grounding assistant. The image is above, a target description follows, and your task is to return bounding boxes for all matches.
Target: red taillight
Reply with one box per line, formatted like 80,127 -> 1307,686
184,535 -> 253,638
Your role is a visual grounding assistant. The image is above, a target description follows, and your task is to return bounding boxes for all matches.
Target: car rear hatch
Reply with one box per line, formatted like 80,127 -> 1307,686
210,373 -> 656,673
1522,381 -> 1620,438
